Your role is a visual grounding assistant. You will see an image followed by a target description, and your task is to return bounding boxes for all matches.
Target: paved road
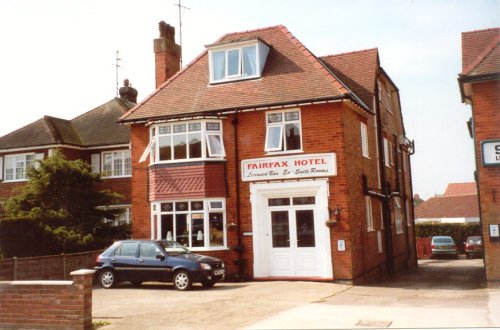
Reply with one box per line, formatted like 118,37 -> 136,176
93,258 -> 500,329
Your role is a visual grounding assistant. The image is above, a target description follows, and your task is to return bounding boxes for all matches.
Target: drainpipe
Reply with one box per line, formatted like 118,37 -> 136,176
375,73 -> 395,275
232,110 -> 244,280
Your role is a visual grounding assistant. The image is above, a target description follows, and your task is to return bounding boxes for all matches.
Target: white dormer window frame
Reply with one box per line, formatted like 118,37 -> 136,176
208,39 -> 269,84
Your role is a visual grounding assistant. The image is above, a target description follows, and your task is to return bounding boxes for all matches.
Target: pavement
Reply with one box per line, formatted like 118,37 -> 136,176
92,258 -> 500,329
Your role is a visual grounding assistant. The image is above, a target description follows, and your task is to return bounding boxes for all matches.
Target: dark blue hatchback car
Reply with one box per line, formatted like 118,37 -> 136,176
95,240 -> 225,290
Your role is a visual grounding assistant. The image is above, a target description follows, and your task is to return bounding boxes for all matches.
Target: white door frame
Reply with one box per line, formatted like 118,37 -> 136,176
250,179 -> 333,278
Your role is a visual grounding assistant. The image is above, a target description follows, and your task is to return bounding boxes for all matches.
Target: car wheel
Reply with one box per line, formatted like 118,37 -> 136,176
131,281 -> 143,287
99,269 -> 115,289
201,279 -> 216,288
173,270 -> 192,291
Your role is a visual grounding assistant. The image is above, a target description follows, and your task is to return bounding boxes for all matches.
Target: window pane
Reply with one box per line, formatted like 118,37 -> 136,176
161,202 -> 173,212
242,46 -> 257,76
174,124 -> 186,133
175,202 -> 189,211
296,210 -> 315,247
212,51 -> 225,81
5,157 -> 14,180
188,123 -> 201,131
115,242 -> 138,257
191,201 -> 204,211
159,136 -> 172,161
268,113 -> 282,123
266,126 -> 283,151
159,126 -> 170,134
103,153 -> 112,177
285,111 -> 299,121
209,212 -> 224,247
271,211 -> 290,248
161,214 -> 174,240
175,214 -> 189,246
124,151 -> 131,175
173,135 -> 187,160
285,123 -> 301,150
191,214 -> 204,247
206,122 -> 220,131
188,133 -> 202,158
113,152 -> 123,176
227,49 -> 240,76
209,201 -> 223,210
207,134 -> 224,157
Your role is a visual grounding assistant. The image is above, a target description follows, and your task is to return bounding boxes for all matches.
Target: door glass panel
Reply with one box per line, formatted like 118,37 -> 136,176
209,212 -> 224,247
268,198 -> 290,207
114,242 -> 138,257
271,211 -> 290,248
191,214 -> 204,247
296,210 -> 315,247
161,214 -> 173,240
292,196 -> 315,205
176,214 -> 189,246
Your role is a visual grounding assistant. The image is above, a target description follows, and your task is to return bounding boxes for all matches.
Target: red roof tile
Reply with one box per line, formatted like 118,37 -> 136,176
461,27 -> 500,76
414,194 -> 479,219
443,182 -> 477,196
120,25 -> 362,123
320,48 -> 379,109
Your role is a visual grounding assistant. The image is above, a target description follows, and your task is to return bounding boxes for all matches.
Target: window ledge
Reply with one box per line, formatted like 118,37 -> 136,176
367,228 -> 375,233
265,150 -> 304,157
151,158 -> 226,166
3,179 -> 28,183
363,155 -> 371,160
188,247 -> 230,252
101,175 -> 132,180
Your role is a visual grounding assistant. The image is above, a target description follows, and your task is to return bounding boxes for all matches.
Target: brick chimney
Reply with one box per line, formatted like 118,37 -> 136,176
154,21 -> 181,88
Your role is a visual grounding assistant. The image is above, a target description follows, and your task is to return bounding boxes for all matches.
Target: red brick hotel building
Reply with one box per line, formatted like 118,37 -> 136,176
120,22 -> 416,283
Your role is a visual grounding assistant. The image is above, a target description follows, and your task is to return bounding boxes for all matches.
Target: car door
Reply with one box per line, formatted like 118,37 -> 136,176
136,242 -> 168,282
111,241 -> 139,280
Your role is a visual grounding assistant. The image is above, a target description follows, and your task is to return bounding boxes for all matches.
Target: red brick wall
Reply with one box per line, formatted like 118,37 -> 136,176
0,270 -> 94,329
472,80 -> 500,287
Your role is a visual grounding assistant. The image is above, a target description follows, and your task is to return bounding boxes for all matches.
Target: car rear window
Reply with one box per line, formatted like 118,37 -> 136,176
468,237 -> 481,244
433,237 -> 453,243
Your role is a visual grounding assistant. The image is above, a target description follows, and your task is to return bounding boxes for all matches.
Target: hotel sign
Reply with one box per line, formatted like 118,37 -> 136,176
241,153 -> 337,182
481,139 -> 500,166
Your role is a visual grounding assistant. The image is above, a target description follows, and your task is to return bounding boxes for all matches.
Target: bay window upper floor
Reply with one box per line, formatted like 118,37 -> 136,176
141,120 -> 226,164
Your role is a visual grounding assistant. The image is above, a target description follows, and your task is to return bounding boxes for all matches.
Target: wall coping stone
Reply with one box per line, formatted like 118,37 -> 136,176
70,269 -> 95,276
0,280 -> 73,286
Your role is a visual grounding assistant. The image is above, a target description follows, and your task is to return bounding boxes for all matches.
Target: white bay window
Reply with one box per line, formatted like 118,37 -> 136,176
152,199 -> 227,250
142,120 -> 225,164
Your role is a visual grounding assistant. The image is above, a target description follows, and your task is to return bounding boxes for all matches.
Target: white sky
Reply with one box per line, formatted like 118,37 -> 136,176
0,0 -> 498,199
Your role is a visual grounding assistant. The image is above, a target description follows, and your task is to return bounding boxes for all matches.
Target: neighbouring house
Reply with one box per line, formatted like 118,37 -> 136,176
414,182 -> 479,224
458,27 -> 500,288
0,88 -> 136,225
119,22 -> 416,283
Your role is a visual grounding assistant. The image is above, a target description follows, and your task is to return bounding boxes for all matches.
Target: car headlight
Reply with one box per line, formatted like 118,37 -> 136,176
200,263 -> 212,270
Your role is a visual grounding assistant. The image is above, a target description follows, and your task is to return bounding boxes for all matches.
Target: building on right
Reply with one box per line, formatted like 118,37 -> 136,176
458,27 -> 500,288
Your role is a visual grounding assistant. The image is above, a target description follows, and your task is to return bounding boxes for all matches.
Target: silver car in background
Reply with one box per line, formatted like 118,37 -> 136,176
431,236 -> 458,259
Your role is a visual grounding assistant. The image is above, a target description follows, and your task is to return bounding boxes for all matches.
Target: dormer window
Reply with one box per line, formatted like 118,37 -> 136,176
208,39 -> 269,84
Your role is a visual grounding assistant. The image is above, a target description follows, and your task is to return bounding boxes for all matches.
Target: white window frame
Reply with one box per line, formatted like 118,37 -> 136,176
395,197 -> 403,234
102,206 -> 132,226
265,109 -> 303,154
101,150 -> 131,178
208,39 -> 268,84
3,153 -> 39,182
151,199 -> 227,251
366,196 -> 374,232
360,122 -> 369,158
383,138 -> 391,168
146,120 -> 225,165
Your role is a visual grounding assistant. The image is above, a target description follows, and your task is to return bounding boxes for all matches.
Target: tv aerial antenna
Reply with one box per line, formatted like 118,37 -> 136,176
174,0 -> 190,67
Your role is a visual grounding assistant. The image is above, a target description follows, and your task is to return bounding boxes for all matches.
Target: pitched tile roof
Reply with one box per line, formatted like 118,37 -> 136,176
120,25 -> 369,123
414,194 -> 479,219
0,98 -> 133,150
320,48 -> 379,110
461,27 -> 500,76
443,182 -> 477,196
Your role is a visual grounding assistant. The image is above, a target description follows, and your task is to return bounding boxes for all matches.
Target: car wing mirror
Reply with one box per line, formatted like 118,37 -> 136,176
156,254 -> 165,261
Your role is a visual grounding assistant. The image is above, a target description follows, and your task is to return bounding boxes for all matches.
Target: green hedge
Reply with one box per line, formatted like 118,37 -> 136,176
415,222 -> 481,252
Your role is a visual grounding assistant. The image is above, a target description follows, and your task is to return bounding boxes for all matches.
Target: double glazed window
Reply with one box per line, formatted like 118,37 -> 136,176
394,197 -> 403,234
144,121 -> 225,164
152,199 -> 226,250
102,150 -> 131,178
265,110 -> 302,153
360,122 -> 369,158
4,153 -> 42,182
212,45 -> 257,81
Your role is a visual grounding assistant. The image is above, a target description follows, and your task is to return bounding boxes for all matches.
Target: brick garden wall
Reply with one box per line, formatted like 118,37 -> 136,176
0,269 -> 94,329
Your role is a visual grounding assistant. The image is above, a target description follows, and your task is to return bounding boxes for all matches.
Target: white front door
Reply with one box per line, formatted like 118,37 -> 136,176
268,200 -> 318,276
251,180 -> 332,279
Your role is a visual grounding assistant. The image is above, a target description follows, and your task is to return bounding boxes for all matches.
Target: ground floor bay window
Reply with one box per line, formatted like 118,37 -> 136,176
151,199 -> 227,250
